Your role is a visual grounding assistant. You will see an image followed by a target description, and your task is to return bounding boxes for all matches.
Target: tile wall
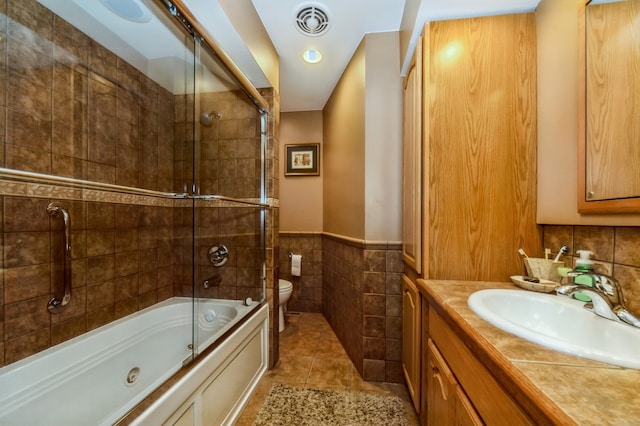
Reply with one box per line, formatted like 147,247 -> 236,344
1,191 -> 176,366
278,232 -> 323,312
322,234 -> 404,383
543,225 -> 640,314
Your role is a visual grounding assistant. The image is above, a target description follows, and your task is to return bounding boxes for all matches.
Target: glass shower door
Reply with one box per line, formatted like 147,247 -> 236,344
191,36 -> 267,355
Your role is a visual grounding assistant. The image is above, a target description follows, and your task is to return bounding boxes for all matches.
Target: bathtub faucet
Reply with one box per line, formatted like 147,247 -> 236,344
203,275 -> 222,288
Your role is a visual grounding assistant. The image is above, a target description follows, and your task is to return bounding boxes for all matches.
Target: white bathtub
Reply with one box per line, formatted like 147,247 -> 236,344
0,297 -> 268,426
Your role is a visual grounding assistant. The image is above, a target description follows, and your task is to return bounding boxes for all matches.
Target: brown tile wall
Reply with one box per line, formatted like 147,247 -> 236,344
322,234 -> 404,383
1,196 -> 175,366
174,205 -> 264,302
198,91 -> 263,198
2,0 -> 175,191
279,233 -> 323,312
543,225 -> 640,314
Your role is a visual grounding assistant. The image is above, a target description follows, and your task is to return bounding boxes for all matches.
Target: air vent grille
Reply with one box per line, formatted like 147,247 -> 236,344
295,5 -> 330,36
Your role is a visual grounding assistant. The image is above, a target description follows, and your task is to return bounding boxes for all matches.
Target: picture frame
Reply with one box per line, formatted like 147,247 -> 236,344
285,144 -> 320,176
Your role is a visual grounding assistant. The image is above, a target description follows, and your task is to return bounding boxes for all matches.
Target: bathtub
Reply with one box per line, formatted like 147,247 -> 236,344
0,297 -> 269,426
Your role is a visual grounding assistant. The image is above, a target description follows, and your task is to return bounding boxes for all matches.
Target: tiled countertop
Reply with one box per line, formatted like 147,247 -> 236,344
417,279 -> 640,426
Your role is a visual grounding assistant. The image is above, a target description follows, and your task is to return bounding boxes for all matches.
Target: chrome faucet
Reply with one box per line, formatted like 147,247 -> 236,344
556,274 -> 640,328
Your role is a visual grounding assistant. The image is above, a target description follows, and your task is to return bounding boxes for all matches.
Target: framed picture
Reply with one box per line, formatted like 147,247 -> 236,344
285,144 -> 320,176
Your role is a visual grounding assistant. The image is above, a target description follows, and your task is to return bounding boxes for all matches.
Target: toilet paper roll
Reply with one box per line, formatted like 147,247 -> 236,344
291,254 -> 302,277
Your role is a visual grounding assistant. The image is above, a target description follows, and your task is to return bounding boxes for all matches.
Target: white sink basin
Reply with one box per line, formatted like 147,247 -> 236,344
467,289 -> 640,369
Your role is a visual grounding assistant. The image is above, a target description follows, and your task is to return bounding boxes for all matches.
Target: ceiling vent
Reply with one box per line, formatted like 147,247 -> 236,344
295,4 -> 330,36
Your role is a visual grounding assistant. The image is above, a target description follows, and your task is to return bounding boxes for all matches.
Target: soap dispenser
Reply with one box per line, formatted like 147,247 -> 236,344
572,250 -> 595,292
575,250 -> 594,273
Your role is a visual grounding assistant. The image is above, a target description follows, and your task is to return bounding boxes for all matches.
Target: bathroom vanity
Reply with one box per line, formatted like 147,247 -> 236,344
416,279 -> 640,425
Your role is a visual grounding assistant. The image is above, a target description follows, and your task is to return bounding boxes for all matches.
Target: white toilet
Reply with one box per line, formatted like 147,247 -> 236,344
278,279 -> 293,332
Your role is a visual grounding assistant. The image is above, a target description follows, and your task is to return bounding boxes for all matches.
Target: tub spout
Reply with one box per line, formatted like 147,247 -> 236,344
203,275 -> 222,288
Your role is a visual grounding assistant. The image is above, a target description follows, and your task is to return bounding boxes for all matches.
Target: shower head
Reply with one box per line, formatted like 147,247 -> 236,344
200,111 -> 223,127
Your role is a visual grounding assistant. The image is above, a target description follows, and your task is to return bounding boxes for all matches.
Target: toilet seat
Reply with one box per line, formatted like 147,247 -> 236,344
279,279 -> 292,292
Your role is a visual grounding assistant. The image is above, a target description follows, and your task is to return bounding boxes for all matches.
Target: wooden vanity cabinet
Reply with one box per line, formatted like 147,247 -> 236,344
422,301 -> 534,426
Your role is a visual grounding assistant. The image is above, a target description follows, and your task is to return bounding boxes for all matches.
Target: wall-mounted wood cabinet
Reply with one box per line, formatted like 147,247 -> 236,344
402,13 -> 541,282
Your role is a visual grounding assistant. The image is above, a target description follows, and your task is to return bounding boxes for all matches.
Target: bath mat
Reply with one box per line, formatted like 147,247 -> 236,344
253,383 -> 410,426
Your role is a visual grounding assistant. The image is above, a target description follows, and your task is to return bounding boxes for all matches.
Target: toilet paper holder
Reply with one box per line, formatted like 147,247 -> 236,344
288,253 -> 302,260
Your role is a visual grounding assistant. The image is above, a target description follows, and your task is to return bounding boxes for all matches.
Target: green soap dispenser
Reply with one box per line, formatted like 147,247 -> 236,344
575,250 -> 594,273
573,250 -> 594,301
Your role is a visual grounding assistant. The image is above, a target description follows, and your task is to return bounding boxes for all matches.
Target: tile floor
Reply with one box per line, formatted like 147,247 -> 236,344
236,312 -> 420,425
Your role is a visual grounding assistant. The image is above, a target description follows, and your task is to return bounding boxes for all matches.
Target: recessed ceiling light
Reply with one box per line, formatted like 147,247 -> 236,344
99,0 -> 152,23
303,49 -> 323,64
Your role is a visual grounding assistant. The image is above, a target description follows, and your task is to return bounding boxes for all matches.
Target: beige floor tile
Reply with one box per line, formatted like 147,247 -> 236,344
315,337 -> 350,359
306,357 -> 353,387
268,355 -> 313,383
278,334 -> 319,357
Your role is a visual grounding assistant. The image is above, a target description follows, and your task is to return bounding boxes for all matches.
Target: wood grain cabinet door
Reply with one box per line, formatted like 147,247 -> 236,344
427,338 -> 483,426
402,35 -> 423,274
402,275 -> 421,411
426,339 -> 456,425
454,386 -> 484,426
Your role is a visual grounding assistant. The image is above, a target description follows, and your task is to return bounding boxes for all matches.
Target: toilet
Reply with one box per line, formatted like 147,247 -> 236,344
278,279 -> 293,332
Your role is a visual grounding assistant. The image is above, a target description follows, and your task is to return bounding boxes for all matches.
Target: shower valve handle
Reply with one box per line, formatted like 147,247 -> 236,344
208,245 -> 229,267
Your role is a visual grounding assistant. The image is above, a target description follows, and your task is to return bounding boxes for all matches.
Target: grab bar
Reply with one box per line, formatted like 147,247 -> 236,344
47,202 -> 71,313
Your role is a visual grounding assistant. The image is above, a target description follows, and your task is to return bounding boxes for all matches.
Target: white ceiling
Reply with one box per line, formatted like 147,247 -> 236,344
241,0 -> 542,112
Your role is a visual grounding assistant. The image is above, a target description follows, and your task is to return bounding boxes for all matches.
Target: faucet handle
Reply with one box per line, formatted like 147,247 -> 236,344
590,274 -> 622,301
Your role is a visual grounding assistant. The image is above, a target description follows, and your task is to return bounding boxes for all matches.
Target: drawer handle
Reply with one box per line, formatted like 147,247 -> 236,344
432,367 -> 448,400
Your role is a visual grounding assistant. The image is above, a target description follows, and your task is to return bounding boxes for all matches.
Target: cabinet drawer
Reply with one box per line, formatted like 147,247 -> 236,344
429,309 -> 533,426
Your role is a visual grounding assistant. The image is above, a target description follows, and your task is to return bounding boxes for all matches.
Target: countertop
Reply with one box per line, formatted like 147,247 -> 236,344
417,279 -> 640,426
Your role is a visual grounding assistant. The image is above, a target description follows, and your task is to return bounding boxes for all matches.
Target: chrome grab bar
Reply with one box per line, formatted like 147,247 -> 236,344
47,202 -> 71,313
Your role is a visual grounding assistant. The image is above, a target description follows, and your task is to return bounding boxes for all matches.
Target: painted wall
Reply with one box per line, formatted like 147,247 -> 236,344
536,0 -> 640,225
279,111 -> 323,232
323,40 -> 367,239
364,32 -> 403,242
399,0 -> 422,76
322,32 -> 403,241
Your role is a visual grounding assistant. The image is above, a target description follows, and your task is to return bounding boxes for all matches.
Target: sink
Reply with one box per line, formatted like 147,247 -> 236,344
467,289 -> 640,369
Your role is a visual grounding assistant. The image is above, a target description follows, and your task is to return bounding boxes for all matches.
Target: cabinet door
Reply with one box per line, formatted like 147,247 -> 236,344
455,387 -> 484,426
426,339 -> 456,426
402,35 -> 423,274
402,275 -> 421,411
